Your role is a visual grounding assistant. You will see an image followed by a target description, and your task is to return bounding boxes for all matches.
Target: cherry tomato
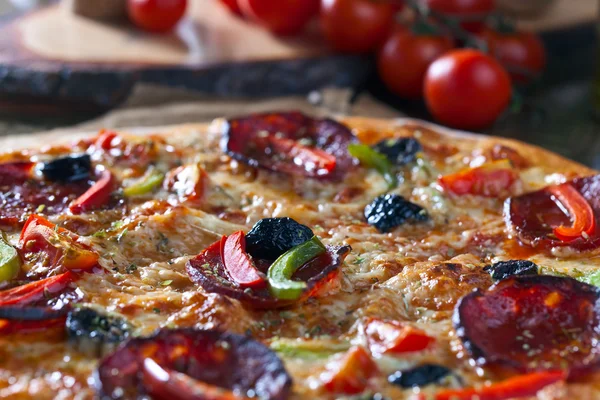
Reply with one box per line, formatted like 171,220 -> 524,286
480,28 -> 546,84
320,0 -> 396,53
220,0 -> 242,15
378,25 -> 454,98
20,215 -> 100,274
424,49 -> 511,130
423,0 -> 495,32
127,0 -> 187,33
239,0 -> 320,36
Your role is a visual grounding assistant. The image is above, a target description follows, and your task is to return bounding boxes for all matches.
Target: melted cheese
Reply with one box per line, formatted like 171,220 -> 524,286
0,121 -> 598,399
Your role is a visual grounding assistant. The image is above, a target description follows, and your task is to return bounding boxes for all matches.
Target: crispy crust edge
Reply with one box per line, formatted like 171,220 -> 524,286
342,116 -> 597,176
1,117 -> 593,177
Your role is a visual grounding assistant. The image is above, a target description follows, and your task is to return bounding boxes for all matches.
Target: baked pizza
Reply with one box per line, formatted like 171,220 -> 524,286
0,112 -> 599,400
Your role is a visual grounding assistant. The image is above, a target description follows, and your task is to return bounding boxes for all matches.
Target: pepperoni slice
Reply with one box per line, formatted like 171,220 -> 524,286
221,111 -> 357,180
186,238 -> 350,309
0,272 -> 82,333
454,275 -> 600,380
0,162 -> 89,227
505,174 -> 600,250
96,329 -> 292,400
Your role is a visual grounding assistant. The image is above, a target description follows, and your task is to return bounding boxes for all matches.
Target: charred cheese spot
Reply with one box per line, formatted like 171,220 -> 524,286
383,255 -> 493,314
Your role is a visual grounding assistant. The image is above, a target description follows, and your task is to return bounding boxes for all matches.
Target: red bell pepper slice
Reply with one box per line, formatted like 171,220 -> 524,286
20,215 -> 99,272
439,160 -> 518,197
547,183 -> 596,242
435,370 -> 567,400
0,161 -> 35,182
322,346 -> 379,395
0,317 -> 67,334
69,168 -> 115,214
94,130 -> 119,150
165,164 -> 209,204
364,318 -> 435,355
0,271 -> 74,307
221,231 -> 266,289
264,135 -> 337,177
143,358 -> 245,400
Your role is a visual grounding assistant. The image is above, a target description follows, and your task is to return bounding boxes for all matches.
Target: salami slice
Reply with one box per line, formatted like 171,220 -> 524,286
505,174 -> 600,250
0,272 -> 82,333
454,275 -> 600,380
221,111 -> 358,180
186,238 -> 350,309
0,160 -> 121,228
96,329 -> 292,400
0,162 -> 89,227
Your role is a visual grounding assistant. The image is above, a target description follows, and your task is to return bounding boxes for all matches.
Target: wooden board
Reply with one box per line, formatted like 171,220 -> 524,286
0,0 -> 594,115
0,1 -> 369,112
515,0 -> 597,32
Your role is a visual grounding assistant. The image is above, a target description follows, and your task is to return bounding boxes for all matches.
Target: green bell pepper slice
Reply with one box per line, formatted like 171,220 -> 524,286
348,143 -> 397,189
0,233 -> 21,282
579,270 -> 600,287
270,338 -> 351,360
123,170 -> 165,197
267,236 -> 326,300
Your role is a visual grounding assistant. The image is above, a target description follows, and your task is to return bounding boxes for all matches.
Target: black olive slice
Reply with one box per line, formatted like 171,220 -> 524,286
373,137 -> 422,166
67,305 -> 131,356
41,154 -> 92,183
365,194 -> 429,232
388,364 -> 452,388
483,260 -> 538,281
245,217 -> 314,260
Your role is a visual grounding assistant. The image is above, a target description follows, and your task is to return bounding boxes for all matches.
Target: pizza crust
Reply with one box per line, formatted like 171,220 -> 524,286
4,117 -> 594,176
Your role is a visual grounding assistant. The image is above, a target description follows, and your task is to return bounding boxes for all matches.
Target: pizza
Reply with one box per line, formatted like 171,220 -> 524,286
0,111 -> 599,400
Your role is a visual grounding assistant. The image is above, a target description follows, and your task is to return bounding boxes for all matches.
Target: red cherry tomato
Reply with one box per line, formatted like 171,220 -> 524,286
20,215 -> 100,273
480,28 -> 546,84
127,0 -> 187,33
378,26 -> 454,98
424,49 -> 511,130
423,0 -> 495,32
239,0 -> 320,36
220,0 -> 242,15
320,0 -> 397,53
